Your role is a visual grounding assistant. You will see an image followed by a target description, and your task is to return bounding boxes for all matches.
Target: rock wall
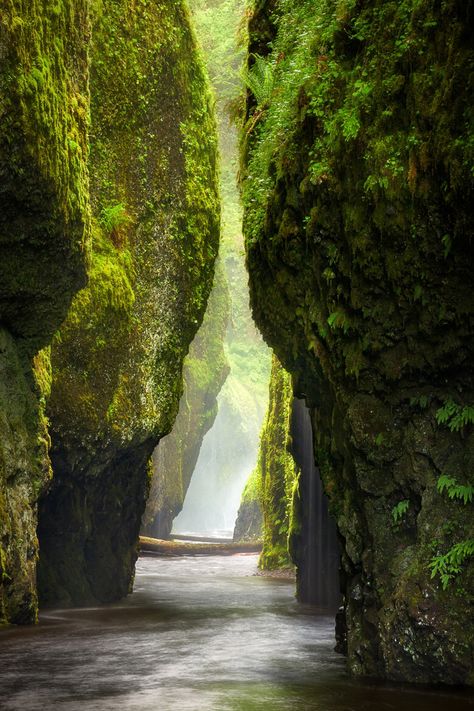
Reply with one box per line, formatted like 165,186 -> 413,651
242,355 -> 297,568
141,260 -> 229,540
233,465 -> 263,543
37,0 -> 219,606
0,1 -> 90,624
241,0 -> 474,685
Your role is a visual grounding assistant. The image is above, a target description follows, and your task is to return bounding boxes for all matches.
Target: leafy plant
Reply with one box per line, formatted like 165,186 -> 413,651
242,54 -> 274,109
429,539 -> 474,590
430,475 -> 474,589
409,394 -> 429,409
435,399 -> 474,432
391,499 -> 409,524
437,475 -> 474,505
327,310 -> 352,334
441,234 -> 452,258
99,202 -> 131,244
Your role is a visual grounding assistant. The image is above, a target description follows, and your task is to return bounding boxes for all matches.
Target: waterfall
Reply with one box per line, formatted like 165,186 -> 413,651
291,398 -> 341,609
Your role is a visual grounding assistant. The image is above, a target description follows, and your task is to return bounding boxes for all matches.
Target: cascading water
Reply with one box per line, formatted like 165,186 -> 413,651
291,398 -> 341,609
172,370 -> 268,538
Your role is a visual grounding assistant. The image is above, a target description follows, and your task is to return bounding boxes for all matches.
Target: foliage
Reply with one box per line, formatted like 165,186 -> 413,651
429,539 -> 474,591
99,202 -> 131,238
242,54 -> 274,108
429,475 -> 474,589
435,400 -> 474,432
437,475 -> 474,505
189,0 -> 271,400
254,355 -> 297,570
432,403 -> 474,589
391,499 -> 409,524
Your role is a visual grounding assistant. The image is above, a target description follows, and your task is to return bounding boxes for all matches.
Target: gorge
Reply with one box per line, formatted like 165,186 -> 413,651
0,0 -> 473,706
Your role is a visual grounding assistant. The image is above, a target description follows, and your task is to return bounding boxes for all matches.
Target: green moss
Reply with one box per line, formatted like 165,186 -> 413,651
252,355 -> 297,570
38,0 -> 220,606
241,0 -> 474,686
0,1 -> 91,626
0,0 -> 90,350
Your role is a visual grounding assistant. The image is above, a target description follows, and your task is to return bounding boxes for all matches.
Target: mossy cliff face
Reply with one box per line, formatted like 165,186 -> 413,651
0,2 -> 90,624
0,1 -> 90,347
233,464 -> 262,543
142,260 -> 229,539
239,355 -> 297,567
242,0 -> 474,685
37,0 -> 219,606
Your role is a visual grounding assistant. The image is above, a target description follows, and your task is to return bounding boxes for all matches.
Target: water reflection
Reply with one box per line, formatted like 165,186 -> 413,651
0,555 -> 472,710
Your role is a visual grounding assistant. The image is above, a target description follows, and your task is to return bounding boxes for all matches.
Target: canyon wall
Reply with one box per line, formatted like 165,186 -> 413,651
0,1 -> 90,624
241,0 -> 474,684
0,0 -> 219,617
234,355 -> 296,566
37,0 -> 220,606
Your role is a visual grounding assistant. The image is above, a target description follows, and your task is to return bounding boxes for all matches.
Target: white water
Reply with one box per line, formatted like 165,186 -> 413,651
172,382 -> 265,539
1,555 -> 472,710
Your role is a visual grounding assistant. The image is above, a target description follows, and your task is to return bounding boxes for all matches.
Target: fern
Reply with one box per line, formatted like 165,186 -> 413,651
437,475 -> 474,505
430,475 -> 474,588
391,499 -> 409,524
410,395 -> 429,409
242,54 -> 274,108
436,399 -> 474,432
327,310 -> 352,334
100,203 -> 130,230
429,539 -> 474,590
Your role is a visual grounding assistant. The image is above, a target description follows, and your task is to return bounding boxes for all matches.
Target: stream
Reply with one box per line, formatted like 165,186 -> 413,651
0,554 -> 472,710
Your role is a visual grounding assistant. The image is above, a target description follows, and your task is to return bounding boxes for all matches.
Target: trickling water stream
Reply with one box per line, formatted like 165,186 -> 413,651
291,399 -> 340,607
0,555 -> 472,710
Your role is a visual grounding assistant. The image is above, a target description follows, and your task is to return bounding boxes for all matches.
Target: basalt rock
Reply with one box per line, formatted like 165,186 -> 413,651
0,1 -> 90,624
241,0 -> 474,685
37,0 -> 219,607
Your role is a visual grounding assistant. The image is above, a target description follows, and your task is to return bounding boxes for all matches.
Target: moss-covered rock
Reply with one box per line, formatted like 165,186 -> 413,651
233,464 -> 263,543
241,0 -> 474,685
37,0 -> 220,606
0,1 -> 90,624
141,259 -> 230,539
241,355 -> 297,568
0,1 -> 90,348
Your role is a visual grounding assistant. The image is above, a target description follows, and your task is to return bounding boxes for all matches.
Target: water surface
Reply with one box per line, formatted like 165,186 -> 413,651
0,555 -> 472,710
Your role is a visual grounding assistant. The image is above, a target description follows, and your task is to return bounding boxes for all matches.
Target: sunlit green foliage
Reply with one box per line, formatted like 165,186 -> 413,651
242,54 -> 274,108
189,0 -> 271,433
254,356 -> 297,570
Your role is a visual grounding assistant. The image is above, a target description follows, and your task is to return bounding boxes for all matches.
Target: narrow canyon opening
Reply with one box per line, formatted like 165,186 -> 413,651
1,0 -> 473,707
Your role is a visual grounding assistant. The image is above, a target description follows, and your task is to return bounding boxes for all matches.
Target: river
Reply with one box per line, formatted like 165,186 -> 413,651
0,554 -> 472,710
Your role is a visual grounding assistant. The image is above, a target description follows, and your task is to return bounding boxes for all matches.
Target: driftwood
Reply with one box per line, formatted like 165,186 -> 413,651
139,535 -> 262,557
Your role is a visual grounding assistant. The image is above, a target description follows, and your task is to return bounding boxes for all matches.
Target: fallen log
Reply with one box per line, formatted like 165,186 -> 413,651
139,535 -> 262,556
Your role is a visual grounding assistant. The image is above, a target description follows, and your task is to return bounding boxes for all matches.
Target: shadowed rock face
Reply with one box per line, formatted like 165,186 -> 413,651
37,0 -> 220,607
241,0 -> 474,685
0,1 -> 90,624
